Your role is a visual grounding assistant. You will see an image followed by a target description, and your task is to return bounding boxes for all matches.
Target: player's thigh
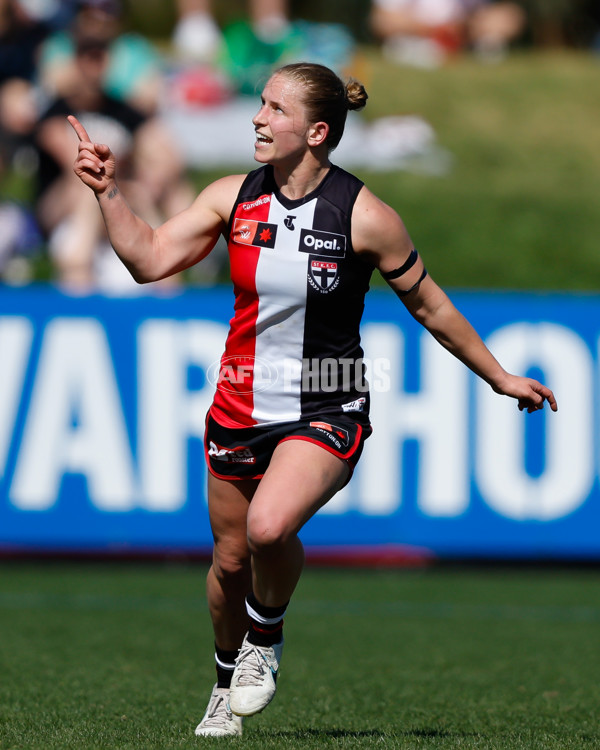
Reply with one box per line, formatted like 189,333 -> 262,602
247,439 -> 350,542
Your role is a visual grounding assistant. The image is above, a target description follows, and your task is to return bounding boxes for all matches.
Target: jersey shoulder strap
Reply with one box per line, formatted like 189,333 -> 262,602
226,166 -> 274,235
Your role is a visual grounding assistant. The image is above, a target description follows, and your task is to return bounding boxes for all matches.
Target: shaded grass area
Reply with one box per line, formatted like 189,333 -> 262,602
352,51 -> 600,291
0,563 -> 598,748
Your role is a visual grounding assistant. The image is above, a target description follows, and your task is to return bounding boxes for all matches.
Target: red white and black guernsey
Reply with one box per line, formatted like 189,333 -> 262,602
209,164 -> 375,429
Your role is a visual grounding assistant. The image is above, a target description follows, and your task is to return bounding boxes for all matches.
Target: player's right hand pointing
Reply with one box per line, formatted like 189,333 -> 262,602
67,114 -> 116,194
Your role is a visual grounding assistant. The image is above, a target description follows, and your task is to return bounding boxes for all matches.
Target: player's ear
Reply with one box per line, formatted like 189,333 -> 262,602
307,121 -> 329,147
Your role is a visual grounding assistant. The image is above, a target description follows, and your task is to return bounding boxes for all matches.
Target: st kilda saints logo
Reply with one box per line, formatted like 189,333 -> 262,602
301,228 -> 345,293
308,259 -> 339,293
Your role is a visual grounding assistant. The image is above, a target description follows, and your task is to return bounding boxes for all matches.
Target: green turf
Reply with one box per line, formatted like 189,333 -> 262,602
352,50 -> 600,291
0,563 -> 598,748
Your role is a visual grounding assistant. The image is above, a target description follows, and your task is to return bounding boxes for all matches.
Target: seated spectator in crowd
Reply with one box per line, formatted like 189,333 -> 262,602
172,0 -> 292,62
0,76 -> 38,164
172,0 -> 223,62
171,0 -> 355,96
38,0 -> 162,114
0,0 -> 49,162
0,0 -> 49,85
34,31 -> 193,292
467,0 -> 527,59
369,0 -> 526,67
0,0 -> 51,280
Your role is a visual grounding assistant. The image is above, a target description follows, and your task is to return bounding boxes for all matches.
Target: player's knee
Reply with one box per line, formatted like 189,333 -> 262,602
246,514 -> 293,555
212,544 -> 250,586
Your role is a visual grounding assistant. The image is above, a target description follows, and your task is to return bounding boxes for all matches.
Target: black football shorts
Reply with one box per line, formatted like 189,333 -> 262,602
204,411 -> 372,482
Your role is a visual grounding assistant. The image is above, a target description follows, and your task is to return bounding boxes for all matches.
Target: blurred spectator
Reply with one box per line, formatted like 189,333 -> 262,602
0,0 -> 49,160
172,0 -> 223,62
0,0 -> 49,281
468,1 -> 527,59
369,0 -> 526,67
0,0 -> 49,82
34,32 -> 194,292
13,0 -> 75,29
171,0 -> 355,96
38,0 -> 163,114
172,0 -> 292,63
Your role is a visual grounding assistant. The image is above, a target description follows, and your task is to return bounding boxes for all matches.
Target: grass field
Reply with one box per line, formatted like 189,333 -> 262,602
1,562 -> 598,749
354,50 -> 600,291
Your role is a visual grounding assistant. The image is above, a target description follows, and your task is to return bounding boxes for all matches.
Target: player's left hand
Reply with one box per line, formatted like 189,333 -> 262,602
495,375 -> 557,413
67,114 -> 116,194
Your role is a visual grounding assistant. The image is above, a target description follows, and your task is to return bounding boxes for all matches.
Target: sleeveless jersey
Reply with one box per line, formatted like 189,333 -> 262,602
210,164 -> 374,428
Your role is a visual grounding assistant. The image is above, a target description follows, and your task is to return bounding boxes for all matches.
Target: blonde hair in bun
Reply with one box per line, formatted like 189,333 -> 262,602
345,78 -> 368,112
275,62 -> 369,151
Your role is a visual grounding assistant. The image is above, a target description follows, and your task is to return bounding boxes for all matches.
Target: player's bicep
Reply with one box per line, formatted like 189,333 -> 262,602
153,176 -> 240,273
381,247 -> 429,300
353,188 -> 428,298
154,200 -> 224,270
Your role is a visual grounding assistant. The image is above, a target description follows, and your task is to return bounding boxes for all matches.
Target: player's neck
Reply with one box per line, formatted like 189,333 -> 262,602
274,159 -> 331,201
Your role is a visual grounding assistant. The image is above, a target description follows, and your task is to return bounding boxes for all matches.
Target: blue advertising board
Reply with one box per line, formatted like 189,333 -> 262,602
0,285 -> 597,559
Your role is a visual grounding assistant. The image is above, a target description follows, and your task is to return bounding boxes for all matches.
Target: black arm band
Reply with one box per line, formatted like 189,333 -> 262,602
381,248 -> 418,280
394,267 -> 428,297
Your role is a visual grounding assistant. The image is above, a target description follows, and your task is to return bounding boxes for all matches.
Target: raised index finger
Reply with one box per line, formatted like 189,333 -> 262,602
67,114 -> 91,142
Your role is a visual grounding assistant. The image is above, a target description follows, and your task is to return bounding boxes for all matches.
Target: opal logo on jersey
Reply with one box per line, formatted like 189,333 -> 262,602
308,260 -> 339,293
232,218 -> 277,248
299,228 -> 346,258
207,355 -> 278,394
